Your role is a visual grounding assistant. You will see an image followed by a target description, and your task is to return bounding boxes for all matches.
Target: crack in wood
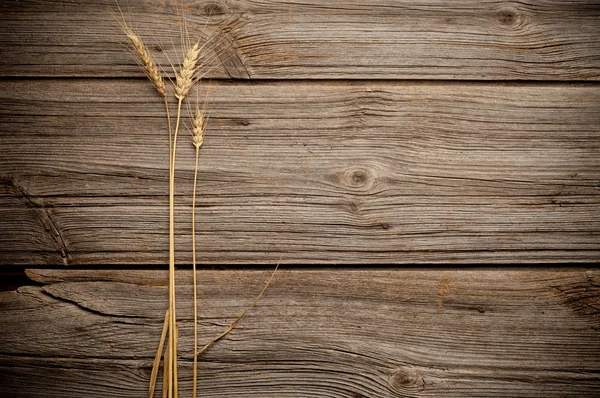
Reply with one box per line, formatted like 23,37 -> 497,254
1,176 -> 69,265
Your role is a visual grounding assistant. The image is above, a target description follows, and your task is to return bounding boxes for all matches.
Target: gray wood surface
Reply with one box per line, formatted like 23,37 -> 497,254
1,268 -> 599,397
1,80 -> 599,265
1,0 -> 599,79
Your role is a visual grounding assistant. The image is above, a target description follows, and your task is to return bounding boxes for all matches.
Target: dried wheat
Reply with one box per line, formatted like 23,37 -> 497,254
190,104 -> 207,398
149,309 -> 170,398
198,263 -> 279,358
175,42 -> 201,100
124,28 -> 167,98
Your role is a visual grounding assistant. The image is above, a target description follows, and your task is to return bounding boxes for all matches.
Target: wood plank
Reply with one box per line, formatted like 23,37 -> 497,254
1,0 -> 599,79
0,268 -> 599,397
1,79 -> 599,265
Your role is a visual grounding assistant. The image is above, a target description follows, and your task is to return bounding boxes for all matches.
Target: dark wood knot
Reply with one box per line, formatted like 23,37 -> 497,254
389,367 -> 425,393
343,167 -> 376,190
352,170 -> 368,185
202,0 -> 228,16
494,7 -> 520,27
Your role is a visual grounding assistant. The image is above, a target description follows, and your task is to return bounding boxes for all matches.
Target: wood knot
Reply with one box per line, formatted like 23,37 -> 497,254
494,7 -> 521,27
389,368 -> 425,393
202,1 -> 228,16
139,362 -> 153,378
343,167 -> 376,191
550,272 -> 600,323
352,170 -> 368,184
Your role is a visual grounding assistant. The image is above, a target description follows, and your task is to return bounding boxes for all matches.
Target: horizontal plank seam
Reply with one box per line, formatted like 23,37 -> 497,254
1,76 -> 600,86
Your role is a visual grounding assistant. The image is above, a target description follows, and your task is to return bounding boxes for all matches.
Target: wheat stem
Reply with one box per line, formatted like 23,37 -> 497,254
174,324 -> 179,397
163,96 -> 173,398
149,309 -> 170,398
164,96 -> 172,168
168,98 -> 184,398
192,145 -> 200,398
190,97 -> 207,398
198,263 -> 279,358
162,335 -> 170,398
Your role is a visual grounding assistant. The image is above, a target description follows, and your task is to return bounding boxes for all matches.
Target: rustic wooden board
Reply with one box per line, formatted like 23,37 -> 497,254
1,0 -> 599,79
0,268 -> 599,397
1,79 -> 599,265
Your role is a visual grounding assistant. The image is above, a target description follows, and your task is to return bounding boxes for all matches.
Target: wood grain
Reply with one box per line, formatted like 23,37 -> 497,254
1,0 -> 599,79
1,79 -> 599,265
0,268 -> 598,397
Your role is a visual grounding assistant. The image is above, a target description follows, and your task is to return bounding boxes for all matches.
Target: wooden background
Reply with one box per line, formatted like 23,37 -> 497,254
1,0 -> 599,396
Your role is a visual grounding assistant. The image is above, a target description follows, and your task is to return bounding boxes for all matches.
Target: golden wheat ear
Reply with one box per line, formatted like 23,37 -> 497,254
175,41 -> 202,100
122,27 -> 167,98
192,106 -> 206,149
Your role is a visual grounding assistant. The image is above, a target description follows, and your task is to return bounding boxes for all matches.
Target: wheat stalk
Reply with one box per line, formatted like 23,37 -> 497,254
118,20 -> 176,397
162,335 -> 170,398
190,103 -> 207,398
198,263 -> 280,358
149,309 -> 170,398
167,38 -> 206,398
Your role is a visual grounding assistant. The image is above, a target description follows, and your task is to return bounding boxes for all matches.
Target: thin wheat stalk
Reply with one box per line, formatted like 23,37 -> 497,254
149,309 -> 170,398
118,19 -> 174,398
163,336 -> 170,398
191,103 -> 207,398
174,324 -> 179,397
167,38 -> 204,398
198,263 -> 280,358
168,98 -> 180,398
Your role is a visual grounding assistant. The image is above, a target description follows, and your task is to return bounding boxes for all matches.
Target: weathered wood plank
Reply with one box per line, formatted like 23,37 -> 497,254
1,0 -> 599,79
1,80 -> 599,264
0,268 -> 598,397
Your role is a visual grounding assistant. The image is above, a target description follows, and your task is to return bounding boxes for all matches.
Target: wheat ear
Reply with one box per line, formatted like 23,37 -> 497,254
120,25 -> 171,177
175,41 -> 201,100
124,28 -> 167,98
